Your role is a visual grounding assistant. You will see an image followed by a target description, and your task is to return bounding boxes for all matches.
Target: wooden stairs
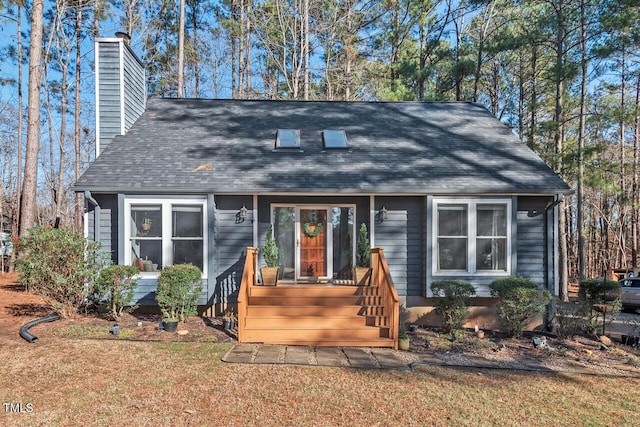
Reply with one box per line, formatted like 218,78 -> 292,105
238,247 -> 399,349
240,285 -> 395,348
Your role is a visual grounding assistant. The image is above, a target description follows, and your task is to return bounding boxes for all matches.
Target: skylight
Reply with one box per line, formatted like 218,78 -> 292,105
323,130 -> 348,149
276,129 -> 301,149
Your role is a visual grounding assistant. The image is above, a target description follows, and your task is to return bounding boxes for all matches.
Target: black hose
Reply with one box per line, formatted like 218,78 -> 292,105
19,314 -> 61,343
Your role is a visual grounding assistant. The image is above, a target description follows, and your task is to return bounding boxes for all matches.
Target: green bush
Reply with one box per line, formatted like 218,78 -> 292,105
489,276 -> 551,338
262,225 -> 279,268
14,226 -> 104,318
398,304 -> 411,339
355,223 -> 370,267
489,276 -> 538,295
156,264 -> 202,322
96,264 -> 140,322
578,278 -> 621,305
430,280 -> 476,333
578,278 -> 622,334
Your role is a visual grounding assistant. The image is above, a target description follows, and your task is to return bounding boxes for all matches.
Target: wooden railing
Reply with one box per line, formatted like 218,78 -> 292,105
237,246 -> 258,343
370,248 -> 400,350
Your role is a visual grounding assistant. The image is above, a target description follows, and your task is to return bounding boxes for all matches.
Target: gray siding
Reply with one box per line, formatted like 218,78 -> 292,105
96,42 -> 121,154
87,194 -> 119,263
516,211 -> 546,286
122,49 -> 146,129
374,197 -> 425,297
96,39 -> 145,155
211,196 -> 254,305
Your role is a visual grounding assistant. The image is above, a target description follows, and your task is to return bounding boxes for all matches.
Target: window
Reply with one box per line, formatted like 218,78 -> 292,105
125,198 -> 206,275
323,130 -> 348,149
276,129 -> 300,149
434,199 -> 510,275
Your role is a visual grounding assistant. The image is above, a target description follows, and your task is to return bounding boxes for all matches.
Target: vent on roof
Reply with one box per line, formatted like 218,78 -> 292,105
323,130 -> 348,149
276,129 -> 301,149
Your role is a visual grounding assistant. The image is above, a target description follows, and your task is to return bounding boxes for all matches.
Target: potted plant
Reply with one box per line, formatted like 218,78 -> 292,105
353,223 -> 370,285
261,225 -> 279,285
156,264 -> 202,332
222,312 -> 237,330
398,304 -> 411,350
141,217 -> 152,232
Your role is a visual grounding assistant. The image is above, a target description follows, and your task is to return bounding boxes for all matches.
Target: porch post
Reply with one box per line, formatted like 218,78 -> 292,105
370,195 -> 375,247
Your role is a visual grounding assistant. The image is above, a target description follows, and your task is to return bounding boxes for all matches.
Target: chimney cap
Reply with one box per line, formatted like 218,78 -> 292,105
115,32 -> 131,44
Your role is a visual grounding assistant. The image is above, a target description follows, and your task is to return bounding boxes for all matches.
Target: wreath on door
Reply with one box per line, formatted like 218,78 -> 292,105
303,214 -> 323,237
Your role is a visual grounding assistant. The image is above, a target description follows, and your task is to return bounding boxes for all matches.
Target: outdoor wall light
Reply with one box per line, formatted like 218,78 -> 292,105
378,206 -> 388,222
237,205 -> 248,223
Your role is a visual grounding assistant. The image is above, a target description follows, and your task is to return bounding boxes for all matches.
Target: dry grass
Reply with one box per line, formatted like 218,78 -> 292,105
1,335 -> 640,426
2,273 -> 640,426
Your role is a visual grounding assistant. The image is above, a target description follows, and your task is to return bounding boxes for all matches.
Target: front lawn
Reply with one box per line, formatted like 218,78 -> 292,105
1,337 -> 639,426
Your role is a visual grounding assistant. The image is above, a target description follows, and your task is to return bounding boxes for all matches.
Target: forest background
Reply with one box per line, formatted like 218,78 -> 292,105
0,0 -> 639,299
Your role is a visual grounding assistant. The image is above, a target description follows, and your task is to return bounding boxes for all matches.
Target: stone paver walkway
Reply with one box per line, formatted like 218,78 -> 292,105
221,343 -> 640,376
222,344 -> 411,370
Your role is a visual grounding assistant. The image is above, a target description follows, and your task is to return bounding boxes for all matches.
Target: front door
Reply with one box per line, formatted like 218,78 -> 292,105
271,205 -> 355,283
299,208 -> 328,279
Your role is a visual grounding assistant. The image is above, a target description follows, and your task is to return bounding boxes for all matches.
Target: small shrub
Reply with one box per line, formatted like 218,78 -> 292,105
430,280 -> 476,333
489,276 -> 551,338
552,303 -> 585,339
578,278 -> 622,334
398,304 -> 411,339
355,223 -> 370,267
96,264 -> 140,322
489,276 -> 538,295
578,278 -> 621,305
14,226 -> 104,318
156,264 -> 202,322
262,225 -> 279,268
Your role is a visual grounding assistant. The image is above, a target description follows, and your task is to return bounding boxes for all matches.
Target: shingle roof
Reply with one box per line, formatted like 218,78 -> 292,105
74,98 -> 571,195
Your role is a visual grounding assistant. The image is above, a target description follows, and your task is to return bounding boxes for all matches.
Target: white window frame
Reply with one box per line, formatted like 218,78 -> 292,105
432,198 -> 511,277
124,196 -> 207,278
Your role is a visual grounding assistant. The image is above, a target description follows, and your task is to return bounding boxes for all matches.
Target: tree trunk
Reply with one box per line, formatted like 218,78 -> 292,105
178,0 -> 185,97
303,0 -> 309,100
554,0 -> 569,300
632,72 -> 640,274
94,0 -> 100,37
245,0 -> 251,97
19,0 -> 45,236
577,0 -> 587,282
619,49 -> 627,269
10,4 -> 24,270
75,0 -> 84,231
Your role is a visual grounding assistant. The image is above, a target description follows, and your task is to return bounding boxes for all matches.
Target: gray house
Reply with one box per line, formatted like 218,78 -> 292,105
74,37 -> 570,347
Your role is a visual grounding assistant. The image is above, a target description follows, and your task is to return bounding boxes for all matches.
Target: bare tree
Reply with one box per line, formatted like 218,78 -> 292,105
19,0 -> 45,236
74,0 -> 85,231
178,0 -> 185,97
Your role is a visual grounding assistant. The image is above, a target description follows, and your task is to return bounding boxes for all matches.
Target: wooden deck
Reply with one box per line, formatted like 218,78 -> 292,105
237,248 -> 399,349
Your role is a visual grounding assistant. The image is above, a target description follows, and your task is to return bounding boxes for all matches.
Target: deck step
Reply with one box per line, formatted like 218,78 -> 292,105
248,296 -> 367,306
249,285 -> 373,297
243,327 -> 385,341
241,338 -> 395,348
241,284 -> 393,348
247,305 -> 368,317
244,315 -> 366,329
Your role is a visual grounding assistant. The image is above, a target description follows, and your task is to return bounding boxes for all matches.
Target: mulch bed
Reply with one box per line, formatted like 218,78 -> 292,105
43,311 -> 237,343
